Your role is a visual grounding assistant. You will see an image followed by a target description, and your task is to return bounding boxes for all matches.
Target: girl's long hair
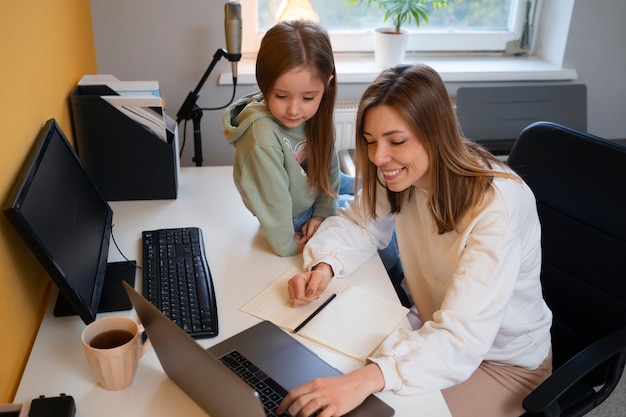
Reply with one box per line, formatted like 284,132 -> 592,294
256,20 -> 337,196
355,64 -> 517,233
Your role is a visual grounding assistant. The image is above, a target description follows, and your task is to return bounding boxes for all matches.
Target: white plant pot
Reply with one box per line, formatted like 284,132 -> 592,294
374,28 -> 409,69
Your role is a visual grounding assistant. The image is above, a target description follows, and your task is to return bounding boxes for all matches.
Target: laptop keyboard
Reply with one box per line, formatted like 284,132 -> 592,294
220,350 -> 290,417
142,227 -> 218,339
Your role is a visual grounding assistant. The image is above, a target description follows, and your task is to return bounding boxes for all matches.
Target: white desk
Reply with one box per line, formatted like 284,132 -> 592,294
15,166 -> 451,417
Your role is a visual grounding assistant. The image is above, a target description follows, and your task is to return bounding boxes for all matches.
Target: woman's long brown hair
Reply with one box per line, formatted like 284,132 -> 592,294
256,20 -> 337,196
354,64 -> 517,233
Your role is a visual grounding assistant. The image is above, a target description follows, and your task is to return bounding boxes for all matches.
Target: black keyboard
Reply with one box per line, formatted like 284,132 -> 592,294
220,350 -> 289,417
141,227 -> 218,338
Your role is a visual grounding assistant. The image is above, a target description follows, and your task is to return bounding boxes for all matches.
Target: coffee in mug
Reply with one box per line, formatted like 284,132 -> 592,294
89,329 -> 135,349
81,316 -> 150,390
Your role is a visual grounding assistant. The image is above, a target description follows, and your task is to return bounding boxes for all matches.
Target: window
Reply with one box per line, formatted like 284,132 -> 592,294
241,0 -> 534,54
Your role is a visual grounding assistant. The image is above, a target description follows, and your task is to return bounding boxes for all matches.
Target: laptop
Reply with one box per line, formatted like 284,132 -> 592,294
123,282 -> 394,417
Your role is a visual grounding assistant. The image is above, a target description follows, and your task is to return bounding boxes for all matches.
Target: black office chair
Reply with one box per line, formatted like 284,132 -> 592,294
507,121 -> 626,417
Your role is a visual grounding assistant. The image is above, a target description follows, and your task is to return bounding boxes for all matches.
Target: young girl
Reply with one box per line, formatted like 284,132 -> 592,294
222,20 -> 341,257
279,64 -> 553,417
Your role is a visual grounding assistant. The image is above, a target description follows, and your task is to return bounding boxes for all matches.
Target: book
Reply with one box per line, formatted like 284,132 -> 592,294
240,267 -> 409,361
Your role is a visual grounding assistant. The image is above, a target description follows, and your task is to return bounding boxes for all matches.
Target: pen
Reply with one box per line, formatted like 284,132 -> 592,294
294,293 -> 337,334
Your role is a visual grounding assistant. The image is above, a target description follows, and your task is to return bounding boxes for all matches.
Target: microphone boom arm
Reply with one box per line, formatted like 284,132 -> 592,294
177,48 -> 230,123
176,48 -> 241,166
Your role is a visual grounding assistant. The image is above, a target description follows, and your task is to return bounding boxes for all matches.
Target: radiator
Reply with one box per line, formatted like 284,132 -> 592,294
334,100 -> 359,151
334,100 -> 358,176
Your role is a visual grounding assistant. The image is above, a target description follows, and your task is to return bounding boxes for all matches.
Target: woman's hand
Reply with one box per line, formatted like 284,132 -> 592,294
288,263 -> 333,307
276,364 -> 385,417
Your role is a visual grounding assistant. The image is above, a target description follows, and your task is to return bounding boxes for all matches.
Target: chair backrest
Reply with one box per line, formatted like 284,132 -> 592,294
507,122 -> 626,379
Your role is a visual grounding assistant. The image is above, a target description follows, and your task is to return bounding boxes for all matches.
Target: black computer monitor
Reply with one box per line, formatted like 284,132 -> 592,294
4,118 -> 136,324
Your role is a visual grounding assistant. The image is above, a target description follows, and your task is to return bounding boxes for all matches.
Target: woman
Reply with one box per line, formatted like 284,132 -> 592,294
278,64 -> 552,417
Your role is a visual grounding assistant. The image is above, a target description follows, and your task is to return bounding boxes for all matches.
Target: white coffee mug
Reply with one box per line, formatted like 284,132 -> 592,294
81,316 -> 150,390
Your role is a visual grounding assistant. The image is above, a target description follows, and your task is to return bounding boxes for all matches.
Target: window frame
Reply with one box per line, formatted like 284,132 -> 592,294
240,0 -> 536,55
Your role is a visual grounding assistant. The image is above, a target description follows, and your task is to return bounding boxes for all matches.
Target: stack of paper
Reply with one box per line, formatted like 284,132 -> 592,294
78,75 -> 167,142
241,267 -> 409,361
78,74 -> 161,97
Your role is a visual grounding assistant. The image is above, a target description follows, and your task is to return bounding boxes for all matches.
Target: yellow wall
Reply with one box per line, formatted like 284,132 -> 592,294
0,1 -> 97,402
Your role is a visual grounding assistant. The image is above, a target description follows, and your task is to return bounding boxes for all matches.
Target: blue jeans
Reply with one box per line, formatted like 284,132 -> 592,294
293,206 -> 314,233
293,172 -> 355,232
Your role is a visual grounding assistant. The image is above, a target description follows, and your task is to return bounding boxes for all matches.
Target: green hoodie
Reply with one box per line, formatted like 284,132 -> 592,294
222,92 -> 340,256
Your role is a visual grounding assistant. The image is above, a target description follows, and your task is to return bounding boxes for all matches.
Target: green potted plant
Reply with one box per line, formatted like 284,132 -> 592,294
346,0 -> 451,68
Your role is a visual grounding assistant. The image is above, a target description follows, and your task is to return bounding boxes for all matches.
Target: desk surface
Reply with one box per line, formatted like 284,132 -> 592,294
15,166 -> 451,417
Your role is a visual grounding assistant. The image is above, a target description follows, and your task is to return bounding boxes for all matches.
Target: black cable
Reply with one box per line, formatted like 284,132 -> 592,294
199,77 -> 238,111
110,224 -> 142,270
180,119 -> 188,159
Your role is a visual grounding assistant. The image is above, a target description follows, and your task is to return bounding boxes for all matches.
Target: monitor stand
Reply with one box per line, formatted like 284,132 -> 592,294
53,261 -> 137,317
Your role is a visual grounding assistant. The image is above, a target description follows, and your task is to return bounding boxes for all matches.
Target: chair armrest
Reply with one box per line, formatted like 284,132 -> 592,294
338,149 -> 355,177
523,327 -> 626,415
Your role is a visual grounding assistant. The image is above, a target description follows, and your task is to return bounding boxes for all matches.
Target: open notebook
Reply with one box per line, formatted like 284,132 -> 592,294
241,267 -> 409,361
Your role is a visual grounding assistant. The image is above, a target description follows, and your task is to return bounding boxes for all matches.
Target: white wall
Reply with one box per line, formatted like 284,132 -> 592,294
564,0 -> 626,141
89,0 -> 257,167
90,0 -> 626,167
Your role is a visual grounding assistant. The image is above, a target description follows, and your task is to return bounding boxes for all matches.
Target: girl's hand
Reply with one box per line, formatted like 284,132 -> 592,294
300,216 -> 324,241
287,263 -> 333,307
276,364 -> 385,417
294,232 -> 306,254
293,216 -> 324,254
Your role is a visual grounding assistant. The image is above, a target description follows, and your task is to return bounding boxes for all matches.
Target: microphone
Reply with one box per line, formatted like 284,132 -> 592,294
224,1 -> 242,80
